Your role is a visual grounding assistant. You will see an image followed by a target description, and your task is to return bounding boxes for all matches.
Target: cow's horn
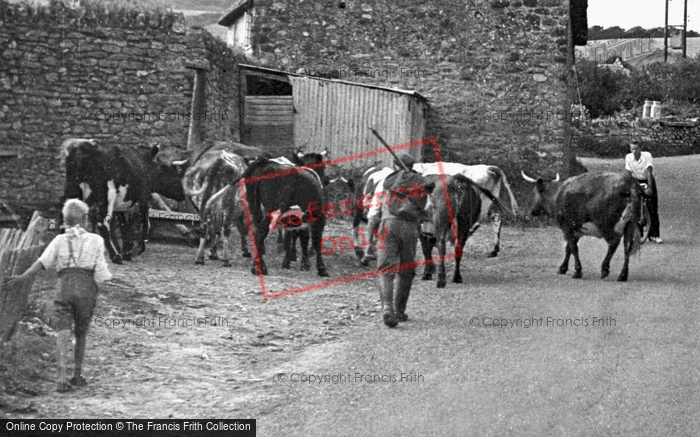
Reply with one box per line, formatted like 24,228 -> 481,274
521,171 -> 538,183
172,159 -> 189,166
554,173 -> 560,182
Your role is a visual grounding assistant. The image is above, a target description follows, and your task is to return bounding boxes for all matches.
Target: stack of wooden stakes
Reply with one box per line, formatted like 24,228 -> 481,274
0,212 -> 51,343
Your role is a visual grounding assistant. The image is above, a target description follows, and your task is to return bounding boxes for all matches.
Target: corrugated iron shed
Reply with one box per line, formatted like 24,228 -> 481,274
239,64 -> 428,169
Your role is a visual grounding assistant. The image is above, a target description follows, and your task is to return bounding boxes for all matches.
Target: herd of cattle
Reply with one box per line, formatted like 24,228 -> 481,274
57,138 -> 645,284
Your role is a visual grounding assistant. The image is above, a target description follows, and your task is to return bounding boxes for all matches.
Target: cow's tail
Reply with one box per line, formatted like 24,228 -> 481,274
490,166 -> 520,215
614,201 -> 633,235
629,218 -> 642,257
455,174 -> 515,219
628,187 -> 642,256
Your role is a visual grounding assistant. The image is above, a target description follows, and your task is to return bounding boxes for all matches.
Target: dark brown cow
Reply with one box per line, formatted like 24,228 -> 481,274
279,148 -> 330,263
291,147 -> 329,186
241,156 -> 328,277
522,171 -> 642,281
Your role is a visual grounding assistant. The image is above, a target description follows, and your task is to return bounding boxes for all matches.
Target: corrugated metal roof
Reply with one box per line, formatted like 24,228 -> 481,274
239,64 -> 428,102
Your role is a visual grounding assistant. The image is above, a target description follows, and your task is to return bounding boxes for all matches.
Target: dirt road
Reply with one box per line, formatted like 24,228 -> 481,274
2,156 -> 699,436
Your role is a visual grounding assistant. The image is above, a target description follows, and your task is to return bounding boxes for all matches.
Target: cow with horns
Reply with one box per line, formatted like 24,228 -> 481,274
171,141 -> 266,266
521,171 -> 642,281
181,148 -> 250,266
60,138 -> 186,264
413,162 -> 519,258
291,147 -> 330,186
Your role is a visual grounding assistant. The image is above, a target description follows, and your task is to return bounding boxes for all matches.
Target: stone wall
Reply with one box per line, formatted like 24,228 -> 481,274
250,0 -> 572,178
574,119 -> 700,157
0,0 -> 250,218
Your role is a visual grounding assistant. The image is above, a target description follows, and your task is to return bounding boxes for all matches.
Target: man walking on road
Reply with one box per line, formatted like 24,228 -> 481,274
366,154 -> 434,327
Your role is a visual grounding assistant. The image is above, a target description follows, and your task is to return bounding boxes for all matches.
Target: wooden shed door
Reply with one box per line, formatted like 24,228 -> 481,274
241,73 -> 294,155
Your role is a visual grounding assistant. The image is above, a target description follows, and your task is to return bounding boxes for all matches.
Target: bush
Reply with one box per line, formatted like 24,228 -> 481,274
573,60 -> 628,118
574,57 -> 700,118
618,65 -> 666,107
668,59 -> 700,103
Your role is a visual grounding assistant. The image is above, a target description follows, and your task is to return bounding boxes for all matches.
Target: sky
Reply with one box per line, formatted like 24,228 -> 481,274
588,0 -> 699,31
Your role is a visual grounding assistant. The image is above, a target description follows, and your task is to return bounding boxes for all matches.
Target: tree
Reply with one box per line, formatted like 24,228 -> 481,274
624,26 -> 646,38
599,26 -> 625,39
588,25 -> 604,40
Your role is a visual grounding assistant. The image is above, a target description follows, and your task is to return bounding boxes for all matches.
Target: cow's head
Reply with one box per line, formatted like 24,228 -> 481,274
59,138 -> 99,165
327,176 -> 355,194
522,171 -> 560,217
148,145 -> 188,202
294,147 -> 330,185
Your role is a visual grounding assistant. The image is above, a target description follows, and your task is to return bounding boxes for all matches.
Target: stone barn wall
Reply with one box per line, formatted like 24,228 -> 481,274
249,0 -> 573,179
0,0 -> 250,219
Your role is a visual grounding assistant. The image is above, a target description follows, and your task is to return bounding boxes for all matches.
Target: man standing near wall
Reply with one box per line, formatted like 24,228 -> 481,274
366,154 -> 434,328
625,142 -> 663,243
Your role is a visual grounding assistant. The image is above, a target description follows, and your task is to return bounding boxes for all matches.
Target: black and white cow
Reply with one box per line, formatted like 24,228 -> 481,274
60,138 -> 185,264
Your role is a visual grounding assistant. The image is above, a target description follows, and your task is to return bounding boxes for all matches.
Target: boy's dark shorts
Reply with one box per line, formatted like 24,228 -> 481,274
53,268 -> 98,337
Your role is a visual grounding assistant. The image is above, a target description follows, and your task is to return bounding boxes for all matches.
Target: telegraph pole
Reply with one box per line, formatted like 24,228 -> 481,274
664,0 -> 669,62
683,0 -> 688,58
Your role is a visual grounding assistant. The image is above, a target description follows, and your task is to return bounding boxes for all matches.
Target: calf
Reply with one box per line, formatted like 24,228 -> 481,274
60,138 -> 185,264
522,171 -> 642,281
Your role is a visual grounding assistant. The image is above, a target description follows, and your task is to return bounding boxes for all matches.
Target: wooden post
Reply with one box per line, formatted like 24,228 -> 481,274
185,60 -> 211,157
